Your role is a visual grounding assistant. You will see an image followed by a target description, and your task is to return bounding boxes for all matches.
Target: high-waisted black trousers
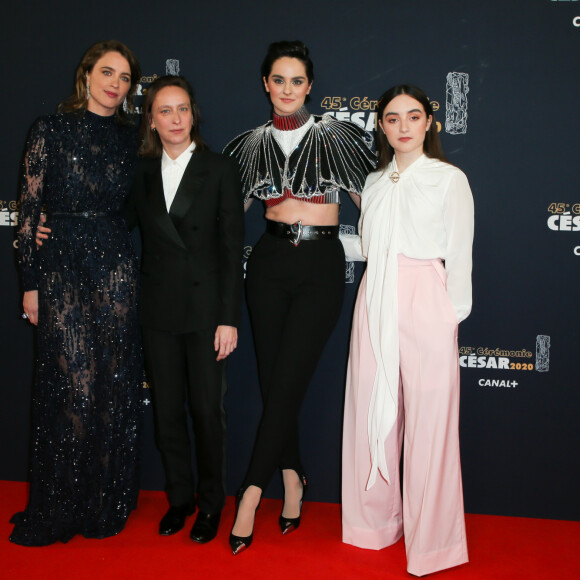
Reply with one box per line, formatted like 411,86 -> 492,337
243,231 -> 345,490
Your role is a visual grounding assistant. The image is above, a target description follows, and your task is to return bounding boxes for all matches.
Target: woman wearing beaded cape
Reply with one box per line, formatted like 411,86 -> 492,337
341,85 -> 474,576
11,40 -> 143,546
223,40 -> 376,554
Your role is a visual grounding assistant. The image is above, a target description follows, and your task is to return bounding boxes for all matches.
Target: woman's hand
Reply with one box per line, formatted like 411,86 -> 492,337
214,325 -> 238,361
23,290 -> 39,326
35,214 -> 51,248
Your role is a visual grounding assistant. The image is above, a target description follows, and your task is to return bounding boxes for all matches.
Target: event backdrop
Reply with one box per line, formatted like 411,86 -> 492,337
1,0 -> 578,522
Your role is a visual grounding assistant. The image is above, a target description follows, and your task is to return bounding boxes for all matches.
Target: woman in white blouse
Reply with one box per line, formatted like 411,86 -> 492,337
341,85 -> 474,577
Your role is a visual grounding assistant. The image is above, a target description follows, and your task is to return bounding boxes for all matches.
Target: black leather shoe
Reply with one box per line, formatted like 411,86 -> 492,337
190,511 -> 221,543
159,502 -> 196,536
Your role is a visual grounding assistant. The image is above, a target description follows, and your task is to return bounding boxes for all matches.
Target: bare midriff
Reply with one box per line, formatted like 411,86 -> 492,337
265,198 -> 339,226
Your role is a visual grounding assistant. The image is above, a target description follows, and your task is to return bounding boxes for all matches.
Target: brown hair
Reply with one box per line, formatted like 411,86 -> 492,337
375,84 -> 446,172
138,75 -> 207,158
58,40 -> 141,122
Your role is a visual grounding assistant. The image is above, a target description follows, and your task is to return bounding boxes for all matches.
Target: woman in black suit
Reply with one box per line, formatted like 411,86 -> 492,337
128,76 -> 245,543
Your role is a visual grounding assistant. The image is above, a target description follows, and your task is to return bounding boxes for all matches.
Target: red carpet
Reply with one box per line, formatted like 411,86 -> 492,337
2,481 -> 577,579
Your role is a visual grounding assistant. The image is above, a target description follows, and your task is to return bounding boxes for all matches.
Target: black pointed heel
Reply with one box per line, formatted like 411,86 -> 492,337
229,488 -> 261,555
279,473 -> 307,535
229,530 -> 253,555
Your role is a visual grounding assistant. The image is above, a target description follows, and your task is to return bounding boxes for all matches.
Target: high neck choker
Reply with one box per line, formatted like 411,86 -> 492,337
272,106 -> 310,131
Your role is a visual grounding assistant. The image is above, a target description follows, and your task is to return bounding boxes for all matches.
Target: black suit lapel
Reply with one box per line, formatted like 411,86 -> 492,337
145,160 -> 187,249
168,151 -> 209,224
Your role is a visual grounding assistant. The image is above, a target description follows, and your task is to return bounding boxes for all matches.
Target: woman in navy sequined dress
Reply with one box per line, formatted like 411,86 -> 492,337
11,41 -> 143,546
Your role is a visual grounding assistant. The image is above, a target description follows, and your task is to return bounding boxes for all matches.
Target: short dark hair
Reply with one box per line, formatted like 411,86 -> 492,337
58,40 -> 141,122
375,84 -> 446,171
138,75 -> 207,158
261,40 -> 314,83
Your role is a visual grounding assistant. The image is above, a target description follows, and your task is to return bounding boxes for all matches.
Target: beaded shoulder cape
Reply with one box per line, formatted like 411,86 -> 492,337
223,113 -> 376,204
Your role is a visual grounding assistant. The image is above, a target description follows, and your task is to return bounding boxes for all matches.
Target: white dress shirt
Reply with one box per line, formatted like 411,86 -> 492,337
161,143 -> 196,211
350,154 -> 474,488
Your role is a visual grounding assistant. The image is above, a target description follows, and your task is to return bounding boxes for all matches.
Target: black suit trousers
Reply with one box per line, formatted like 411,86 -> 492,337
143,326 -> 226,513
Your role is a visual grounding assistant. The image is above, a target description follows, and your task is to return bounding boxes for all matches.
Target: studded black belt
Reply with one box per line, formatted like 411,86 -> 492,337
266,219 -> 339,247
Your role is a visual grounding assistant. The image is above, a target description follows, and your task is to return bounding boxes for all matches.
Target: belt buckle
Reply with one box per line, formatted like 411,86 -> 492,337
289,220 -> 302,247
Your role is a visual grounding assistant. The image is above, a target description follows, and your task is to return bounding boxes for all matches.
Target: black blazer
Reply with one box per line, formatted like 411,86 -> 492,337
127,149 -> 244,334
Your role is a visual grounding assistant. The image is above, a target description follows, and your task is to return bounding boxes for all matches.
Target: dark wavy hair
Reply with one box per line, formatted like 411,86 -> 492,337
375,84 -> 446,171
138,75 -> 207,158
58,40 -> 141,122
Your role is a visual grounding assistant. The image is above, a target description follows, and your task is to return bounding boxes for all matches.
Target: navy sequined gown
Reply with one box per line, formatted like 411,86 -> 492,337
11,110 -> 142,546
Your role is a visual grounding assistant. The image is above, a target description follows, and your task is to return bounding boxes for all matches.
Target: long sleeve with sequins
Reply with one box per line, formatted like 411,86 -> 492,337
18,117 -> 48,291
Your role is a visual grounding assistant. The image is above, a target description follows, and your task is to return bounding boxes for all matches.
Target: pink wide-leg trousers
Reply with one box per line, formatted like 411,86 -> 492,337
342,255 -> 468,577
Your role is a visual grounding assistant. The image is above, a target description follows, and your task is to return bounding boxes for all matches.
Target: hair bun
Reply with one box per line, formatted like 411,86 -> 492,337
261,40 -> 314,82
292,40 -> 308,57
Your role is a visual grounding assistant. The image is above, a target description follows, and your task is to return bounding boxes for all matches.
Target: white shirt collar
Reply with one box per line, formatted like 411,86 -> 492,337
162,142 -> 196,171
